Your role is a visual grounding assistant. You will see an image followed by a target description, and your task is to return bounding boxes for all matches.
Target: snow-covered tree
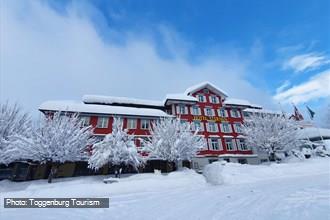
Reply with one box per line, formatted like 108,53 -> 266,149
0,102 -> 32,165
88,118 -> 144,174
145,118 -> 206,168
20,112 -> 95,183
242,113 -> 302,161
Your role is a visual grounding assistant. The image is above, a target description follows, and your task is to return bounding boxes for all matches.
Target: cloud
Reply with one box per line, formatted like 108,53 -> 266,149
276,80 -> 291,94
273,69 -> 330,104
0,0 -> 274,115
283,53 -> 330,73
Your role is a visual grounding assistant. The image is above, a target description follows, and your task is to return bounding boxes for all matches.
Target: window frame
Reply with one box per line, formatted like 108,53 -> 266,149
127,118 -> 137,129
96,116 -> 109,128
80,116 -> 90,127
210,138 -> 220,150
221,122 -> 231,133
140,119 -> 150,130
225,138 -> 234,151
207,122 -> 218,132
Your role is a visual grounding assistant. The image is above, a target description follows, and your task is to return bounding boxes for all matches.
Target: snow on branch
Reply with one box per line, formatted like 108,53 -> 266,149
145,118 -> 206,162
88,117 -> 144,170
19,112 -> 96,164
0,102 -> 32,165
242,113 -> 302,160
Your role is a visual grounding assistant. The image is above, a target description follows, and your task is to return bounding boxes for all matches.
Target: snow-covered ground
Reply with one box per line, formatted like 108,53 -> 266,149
1,158 -> 329,220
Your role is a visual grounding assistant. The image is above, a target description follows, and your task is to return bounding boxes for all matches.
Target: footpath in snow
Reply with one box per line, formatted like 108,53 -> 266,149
1,158 -> 329,220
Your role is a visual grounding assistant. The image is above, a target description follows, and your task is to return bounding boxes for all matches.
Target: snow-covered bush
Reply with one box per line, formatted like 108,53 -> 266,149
88,117 -> 144,172
145,117 -> 206,168
242,113 -> 302,162
0,102 -> 32,165
21,112 -> 95,183
203,161 -> 224,185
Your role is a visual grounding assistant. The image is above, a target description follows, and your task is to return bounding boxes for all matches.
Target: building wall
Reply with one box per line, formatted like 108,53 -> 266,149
171,88 -> 252,156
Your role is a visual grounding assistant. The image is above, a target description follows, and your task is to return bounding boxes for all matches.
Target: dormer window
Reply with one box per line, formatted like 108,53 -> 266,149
203,88 -> 209,94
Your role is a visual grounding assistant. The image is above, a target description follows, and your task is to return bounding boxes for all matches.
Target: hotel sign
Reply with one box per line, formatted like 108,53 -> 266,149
193,116 -> 227,122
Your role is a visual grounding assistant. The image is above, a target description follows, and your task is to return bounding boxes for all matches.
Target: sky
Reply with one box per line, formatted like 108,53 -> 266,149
0,0 -> 329,126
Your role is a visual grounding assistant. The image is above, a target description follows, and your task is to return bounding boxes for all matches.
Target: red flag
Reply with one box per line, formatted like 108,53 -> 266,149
289,104 -> 304,121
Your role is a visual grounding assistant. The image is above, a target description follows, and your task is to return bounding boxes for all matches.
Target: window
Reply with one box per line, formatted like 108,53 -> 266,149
177,105 -> 187,115
231,109 -> 241,118
218,108 -> 227,117
234,123 -> 242,133
207,122 -> 218,132
209,138 -> 220,150
205,108 -> 214,116
191,106 -> 201,115
192,121 -> 203,131
127,119 -> 137,129
96,117 -> 108,128
237,139 -> 248,150
210,95 -> 219,104
221,123 -> 232,133
141,119 -> 150,130
80,116 -> 90,127
180,120 -> 189,127
197,94 -> 205,102
225,138 -> 235,151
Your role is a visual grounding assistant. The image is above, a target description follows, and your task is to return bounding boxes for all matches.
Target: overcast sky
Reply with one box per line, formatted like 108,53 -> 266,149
1,0 -> 329,126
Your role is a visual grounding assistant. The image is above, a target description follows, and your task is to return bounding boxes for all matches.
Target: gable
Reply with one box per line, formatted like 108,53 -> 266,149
184,81 -> 228,98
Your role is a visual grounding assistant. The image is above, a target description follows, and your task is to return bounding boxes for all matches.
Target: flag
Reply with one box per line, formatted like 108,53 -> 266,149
306,105 -> 315,120
289,104 -> 304,121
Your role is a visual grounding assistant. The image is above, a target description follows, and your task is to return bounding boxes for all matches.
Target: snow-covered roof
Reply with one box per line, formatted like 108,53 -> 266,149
224,98 -> 252,107
243,108 -> 282,115
39,101 -> 171,117
82,95 -> 163,107
297,127 -> 330,139
184,81 -> 228,97
164,93 -> 198,104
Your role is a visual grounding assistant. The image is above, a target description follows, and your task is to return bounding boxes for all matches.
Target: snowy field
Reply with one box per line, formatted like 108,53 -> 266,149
1,158 -> 329,220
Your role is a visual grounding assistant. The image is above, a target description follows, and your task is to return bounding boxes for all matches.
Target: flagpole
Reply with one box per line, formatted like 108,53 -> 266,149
278,102 -> 286,118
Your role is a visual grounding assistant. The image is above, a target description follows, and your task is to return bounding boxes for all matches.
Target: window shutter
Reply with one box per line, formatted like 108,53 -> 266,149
218,139 -> 223,150
176,106 -> 180,114
220,123 -> 224,132
207,139 -> 212,150
211,109 -> 215,116
206,123 -> 210,132
232,139 -> 237,150
198,108 -> 201,115
216,97 -> 220,103
238,110 -> 241,118
229,124 -> 233,133
185,106 -> 188,114
200,122 -> 204,131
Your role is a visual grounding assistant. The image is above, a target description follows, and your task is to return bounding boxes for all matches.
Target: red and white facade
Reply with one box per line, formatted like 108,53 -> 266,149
39,82 -> 263,169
